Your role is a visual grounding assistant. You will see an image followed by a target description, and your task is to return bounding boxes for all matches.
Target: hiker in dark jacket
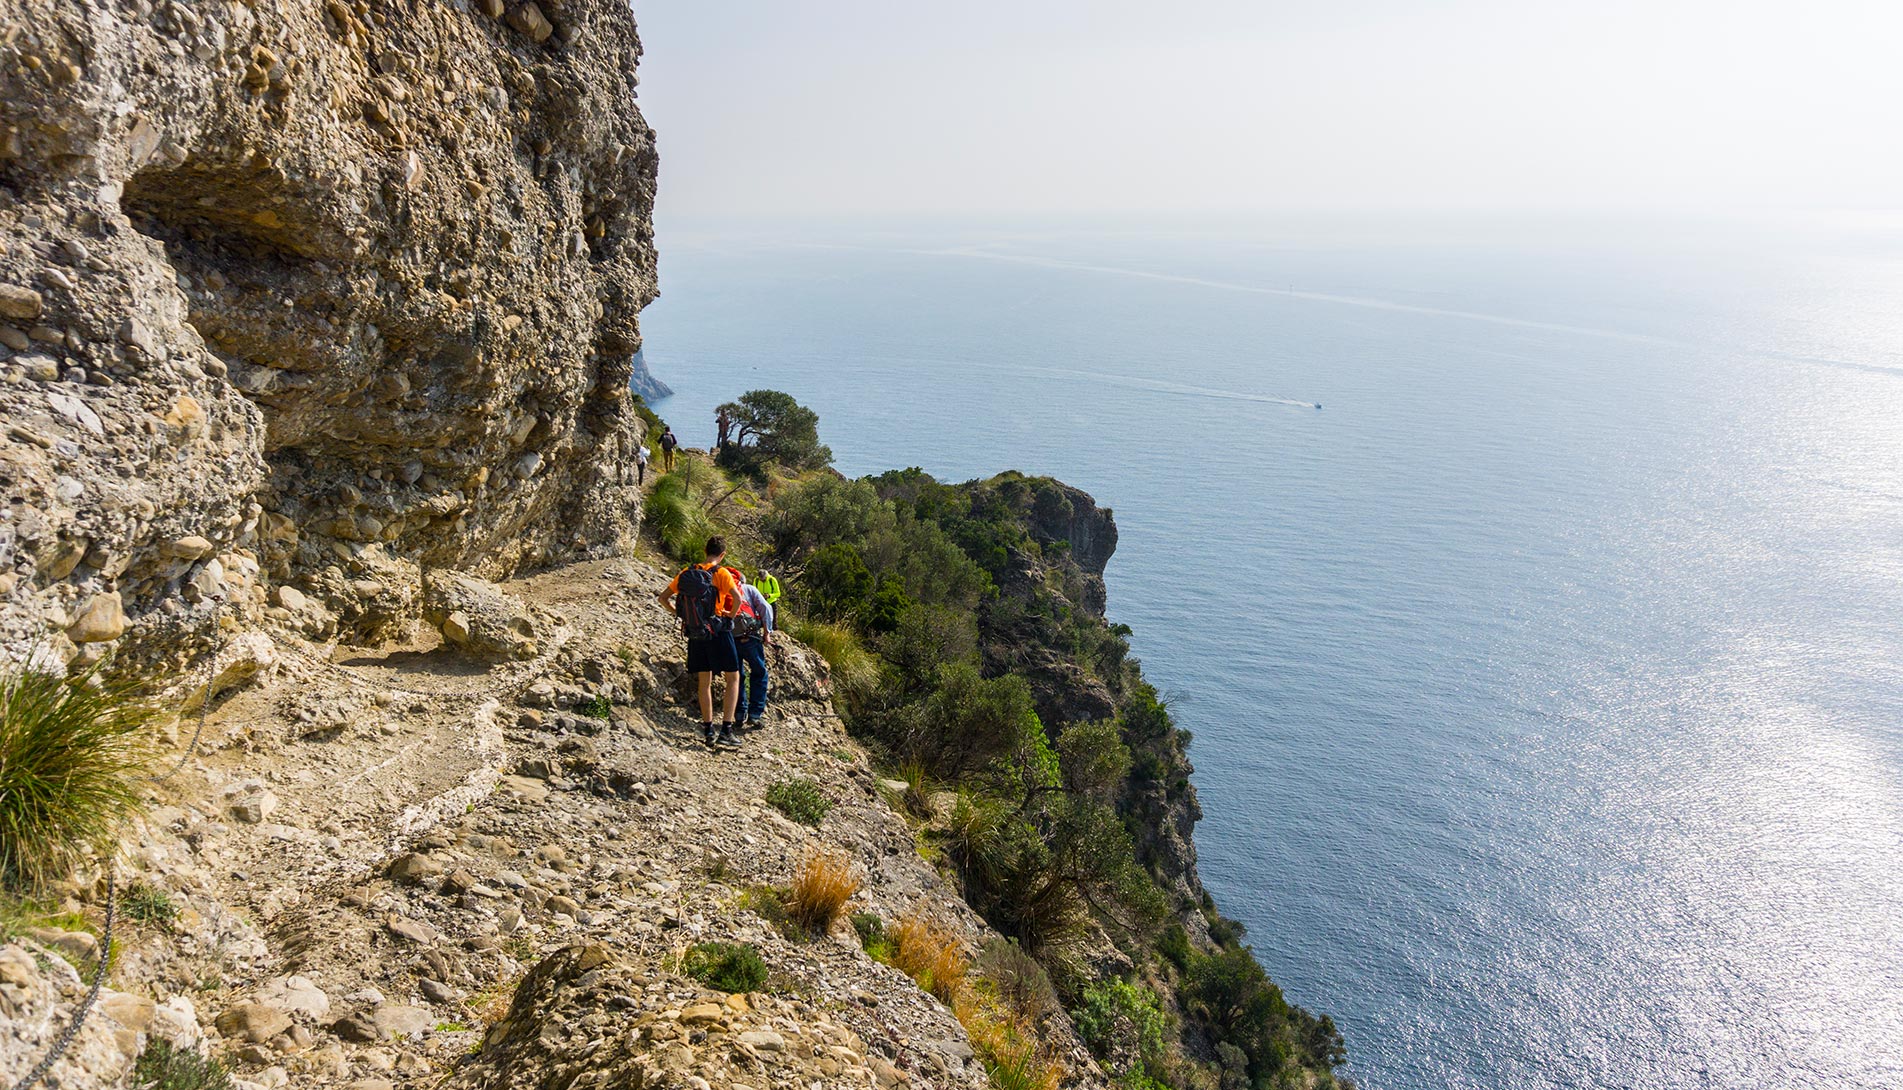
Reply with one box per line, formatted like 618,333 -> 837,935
659,427 -> 678,471
657,536 -> 743,747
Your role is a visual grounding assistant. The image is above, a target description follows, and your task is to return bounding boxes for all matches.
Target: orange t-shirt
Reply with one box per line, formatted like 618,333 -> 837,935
667,562 -> 739,616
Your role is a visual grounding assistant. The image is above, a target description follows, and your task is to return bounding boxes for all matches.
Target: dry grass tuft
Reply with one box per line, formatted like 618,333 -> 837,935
788,851 -> 860,937
891,909 -> 968,1005
885,906 -> 1064,1090
956,986 -> 1064,1090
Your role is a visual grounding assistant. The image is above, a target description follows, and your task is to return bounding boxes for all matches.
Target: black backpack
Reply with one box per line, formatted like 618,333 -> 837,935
675,565 -> 719,640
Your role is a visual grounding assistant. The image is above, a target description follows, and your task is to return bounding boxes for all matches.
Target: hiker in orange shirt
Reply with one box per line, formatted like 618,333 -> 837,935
656,536 -> 743,748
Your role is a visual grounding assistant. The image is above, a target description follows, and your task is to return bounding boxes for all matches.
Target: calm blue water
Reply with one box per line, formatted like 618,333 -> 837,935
639,216 -> 1903,1090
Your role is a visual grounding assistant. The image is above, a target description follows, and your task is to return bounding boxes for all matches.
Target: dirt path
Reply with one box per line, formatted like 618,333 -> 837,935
56,555 -> 1067,1088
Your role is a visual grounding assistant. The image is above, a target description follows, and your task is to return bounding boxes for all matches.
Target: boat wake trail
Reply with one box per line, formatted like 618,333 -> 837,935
1024,365 -> 1319,409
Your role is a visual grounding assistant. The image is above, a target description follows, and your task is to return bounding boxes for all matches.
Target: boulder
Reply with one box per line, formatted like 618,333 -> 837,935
422,570 -> 538,659
216,1002 -> 292,1044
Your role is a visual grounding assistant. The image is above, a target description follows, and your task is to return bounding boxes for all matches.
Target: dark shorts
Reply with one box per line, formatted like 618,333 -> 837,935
686,631 -> 740,674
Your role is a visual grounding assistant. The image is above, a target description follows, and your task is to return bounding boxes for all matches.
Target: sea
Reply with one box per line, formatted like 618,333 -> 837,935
636,213 -> 1903,1090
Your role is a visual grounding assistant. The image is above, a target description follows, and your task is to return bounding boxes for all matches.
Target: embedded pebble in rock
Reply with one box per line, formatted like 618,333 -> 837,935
66,591 -> 128,643
387,852 -> 444,884
0,285 -> 43,320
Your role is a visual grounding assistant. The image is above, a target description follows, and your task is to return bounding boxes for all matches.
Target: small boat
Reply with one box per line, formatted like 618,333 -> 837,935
1314,403 -> 1323,410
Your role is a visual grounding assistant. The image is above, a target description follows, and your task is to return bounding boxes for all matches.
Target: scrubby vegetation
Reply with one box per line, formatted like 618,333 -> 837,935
0,660 -> 154,890
641,391 -> 1346,1088
765,777 -> 833,826
131,1038 -> 235,1090
681,941 -> 768,993
123,880 -> 180,927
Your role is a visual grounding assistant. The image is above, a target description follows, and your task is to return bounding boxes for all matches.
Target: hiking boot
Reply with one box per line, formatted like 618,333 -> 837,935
717,723 -> 742,749
747,717 -> 766,730
703,722 -> 718,747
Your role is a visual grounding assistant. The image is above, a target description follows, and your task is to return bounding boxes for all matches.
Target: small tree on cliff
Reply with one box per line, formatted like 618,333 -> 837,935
716,389 -> 831,474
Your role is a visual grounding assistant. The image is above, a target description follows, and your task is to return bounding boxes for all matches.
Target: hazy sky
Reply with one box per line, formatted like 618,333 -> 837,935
628,0 -> 1903,218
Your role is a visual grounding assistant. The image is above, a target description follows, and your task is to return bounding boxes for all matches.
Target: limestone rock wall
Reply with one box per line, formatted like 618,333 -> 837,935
0,0 -> 658,669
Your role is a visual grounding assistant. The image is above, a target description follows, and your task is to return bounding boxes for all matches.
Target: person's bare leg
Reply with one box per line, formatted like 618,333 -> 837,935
721,671 -> 741,723
697,672 -> 714,722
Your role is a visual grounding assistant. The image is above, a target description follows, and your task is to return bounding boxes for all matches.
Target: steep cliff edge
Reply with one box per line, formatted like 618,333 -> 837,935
0,0 -> 657,669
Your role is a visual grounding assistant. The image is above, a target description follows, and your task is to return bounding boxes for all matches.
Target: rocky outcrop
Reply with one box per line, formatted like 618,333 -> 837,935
452,944 -> 945,1090
0,0 -> 658,669
628,346 -> 671,402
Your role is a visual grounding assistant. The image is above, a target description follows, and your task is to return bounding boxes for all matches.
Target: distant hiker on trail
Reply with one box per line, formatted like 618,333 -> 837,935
728,569 -> 774,729
715,406 -> 733,450
636,442 -> 650,486
657,536 -> 743,748
659,427 -> 678,471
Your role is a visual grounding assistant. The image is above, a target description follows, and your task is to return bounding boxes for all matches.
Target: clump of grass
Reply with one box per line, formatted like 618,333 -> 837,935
787,851 -> 859,936
738,886 -> 807,942
896,760 -> 935,819
787,618 -> 879,696
851,912 -> 890,960
470,969 -> 526,1025
681,940 -> 767,993
890,910 -> 967,1005
975,937 -> 1058,1022
0,661 -> 154,890
765,778 -> 832,826
576,693 -> 613,719
123,880 -> 179,926
957,985 -> 1063,1090
644,469 -> 717,562
131,1037 -> 233,1090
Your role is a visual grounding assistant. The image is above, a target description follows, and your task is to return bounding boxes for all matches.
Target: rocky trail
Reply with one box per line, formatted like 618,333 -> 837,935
3,555 -> 1096,1089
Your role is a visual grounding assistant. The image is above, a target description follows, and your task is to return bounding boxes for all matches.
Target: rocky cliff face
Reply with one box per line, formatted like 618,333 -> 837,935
0,0 -> 657,671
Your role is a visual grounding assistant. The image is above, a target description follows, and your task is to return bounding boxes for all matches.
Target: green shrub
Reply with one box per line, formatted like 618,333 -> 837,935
739,886 -> 807,942
905,662 -> 1052,790
0,661 -> 154,890
802,543 -> 873,621
576,693 -> 613,719
681,941 -> 767,993
1183,946 -> 1347,1078
1073,979 -> 1172,1064
1157,922 -> 1192,970
131,1037 -> 233,1090
851,911 -> 890,960
123,881 -> 179,926
765,778 -> 833,826
876,602 -> 979,694
1058,719 -> 1132,800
